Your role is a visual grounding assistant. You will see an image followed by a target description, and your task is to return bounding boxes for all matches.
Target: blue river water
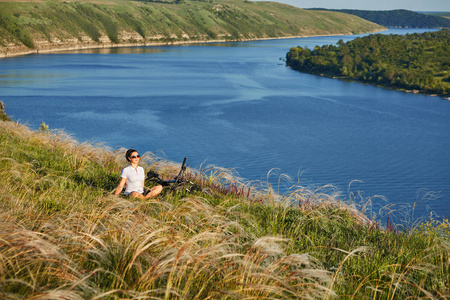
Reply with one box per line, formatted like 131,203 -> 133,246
1,29 -> 449,222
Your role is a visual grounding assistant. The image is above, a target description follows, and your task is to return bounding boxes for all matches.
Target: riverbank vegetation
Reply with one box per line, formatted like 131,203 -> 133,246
0,0 -> 384,57
286,29 -> 450,97
308,8 -> 450,28
1,110 -> 449,298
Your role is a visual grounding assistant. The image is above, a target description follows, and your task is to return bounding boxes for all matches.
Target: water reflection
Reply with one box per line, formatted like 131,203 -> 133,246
0,73 -> 67,87
54,47 -> 168,54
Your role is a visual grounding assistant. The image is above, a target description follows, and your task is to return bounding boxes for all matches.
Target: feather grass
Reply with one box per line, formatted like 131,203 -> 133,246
1,119 -> 449,299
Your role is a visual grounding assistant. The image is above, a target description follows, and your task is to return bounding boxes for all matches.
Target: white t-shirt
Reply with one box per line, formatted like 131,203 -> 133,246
121,165 -> 145,195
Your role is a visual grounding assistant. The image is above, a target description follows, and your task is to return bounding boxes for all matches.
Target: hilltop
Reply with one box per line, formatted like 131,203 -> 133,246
307,8 -> 450,28
1,104 -> 449,298
0,0 -> 385,57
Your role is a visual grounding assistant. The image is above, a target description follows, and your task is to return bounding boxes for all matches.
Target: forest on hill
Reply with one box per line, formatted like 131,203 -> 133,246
308,8 -> 450,28
286,29 -> 450,97
0,0 -> 384,57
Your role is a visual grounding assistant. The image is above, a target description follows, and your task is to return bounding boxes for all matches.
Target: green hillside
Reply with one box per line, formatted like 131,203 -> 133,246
424,12 -> 450,20
0,0 -> 384,57
1,104 -> 450,298
307,8 -> 450,28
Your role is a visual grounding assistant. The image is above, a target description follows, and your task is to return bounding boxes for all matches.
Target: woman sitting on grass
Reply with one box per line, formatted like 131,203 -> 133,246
114,149 -> 163,199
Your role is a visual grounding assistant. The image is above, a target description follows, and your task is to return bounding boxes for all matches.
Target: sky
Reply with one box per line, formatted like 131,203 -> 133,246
251,0 -> 450,12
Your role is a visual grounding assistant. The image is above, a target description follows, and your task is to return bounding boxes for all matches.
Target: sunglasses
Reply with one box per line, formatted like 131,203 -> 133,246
130,155 -> 140,159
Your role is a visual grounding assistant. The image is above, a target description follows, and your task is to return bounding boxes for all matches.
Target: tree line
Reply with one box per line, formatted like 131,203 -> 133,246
307,9 -> 450,29
286,29 -> 450,96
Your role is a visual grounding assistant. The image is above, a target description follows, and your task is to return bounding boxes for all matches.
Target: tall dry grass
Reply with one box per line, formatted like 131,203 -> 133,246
1,119 -> 449,299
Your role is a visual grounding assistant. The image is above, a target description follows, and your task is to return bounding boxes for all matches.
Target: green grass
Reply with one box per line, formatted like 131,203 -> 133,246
0,0 -> 385,55
424,12 -> 450,19
1,112 -> 449,298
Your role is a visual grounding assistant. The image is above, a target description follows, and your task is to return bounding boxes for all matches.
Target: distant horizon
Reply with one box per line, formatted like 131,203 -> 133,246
250,0 -> 450,12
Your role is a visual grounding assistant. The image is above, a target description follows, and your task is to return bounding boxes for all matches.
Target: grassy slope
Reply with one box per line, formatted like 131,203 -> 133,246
308,8 -> 450,28
0,0 -> 384,55
1,114 -> 449,298
424,12 -> 450,19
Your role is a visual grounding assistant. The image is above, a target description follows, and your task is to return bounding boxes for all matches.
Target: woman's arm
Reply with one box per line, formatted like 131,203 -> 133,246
114,177 -> 127,195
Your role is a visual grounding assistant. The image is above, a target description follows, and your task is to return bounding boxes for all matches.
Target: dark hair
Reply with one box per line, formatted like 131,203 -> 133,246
125,148 -> 138,162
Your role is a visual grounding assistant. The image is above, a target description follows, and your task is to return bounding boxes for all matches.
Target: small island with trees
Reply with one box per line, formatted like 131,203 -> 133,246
286,29 -> 450,98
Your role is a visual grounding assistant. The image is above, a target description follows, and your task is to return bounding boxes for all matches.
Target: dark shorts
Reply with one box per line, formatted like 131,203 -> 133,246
125,188 -> 150,197
124,191 -> 144,197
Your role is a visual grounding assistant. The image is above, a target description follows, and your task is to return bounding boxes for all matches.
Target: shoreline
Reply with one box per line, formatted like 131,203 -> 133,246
4,29 -> 444,99
0,29 -> 387,59
297,69 -> 450,99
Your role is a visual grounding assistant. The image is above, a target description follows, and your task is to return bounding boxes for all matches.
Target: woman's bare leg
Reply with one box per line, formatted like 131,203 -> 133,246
145,185 -> 163,199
